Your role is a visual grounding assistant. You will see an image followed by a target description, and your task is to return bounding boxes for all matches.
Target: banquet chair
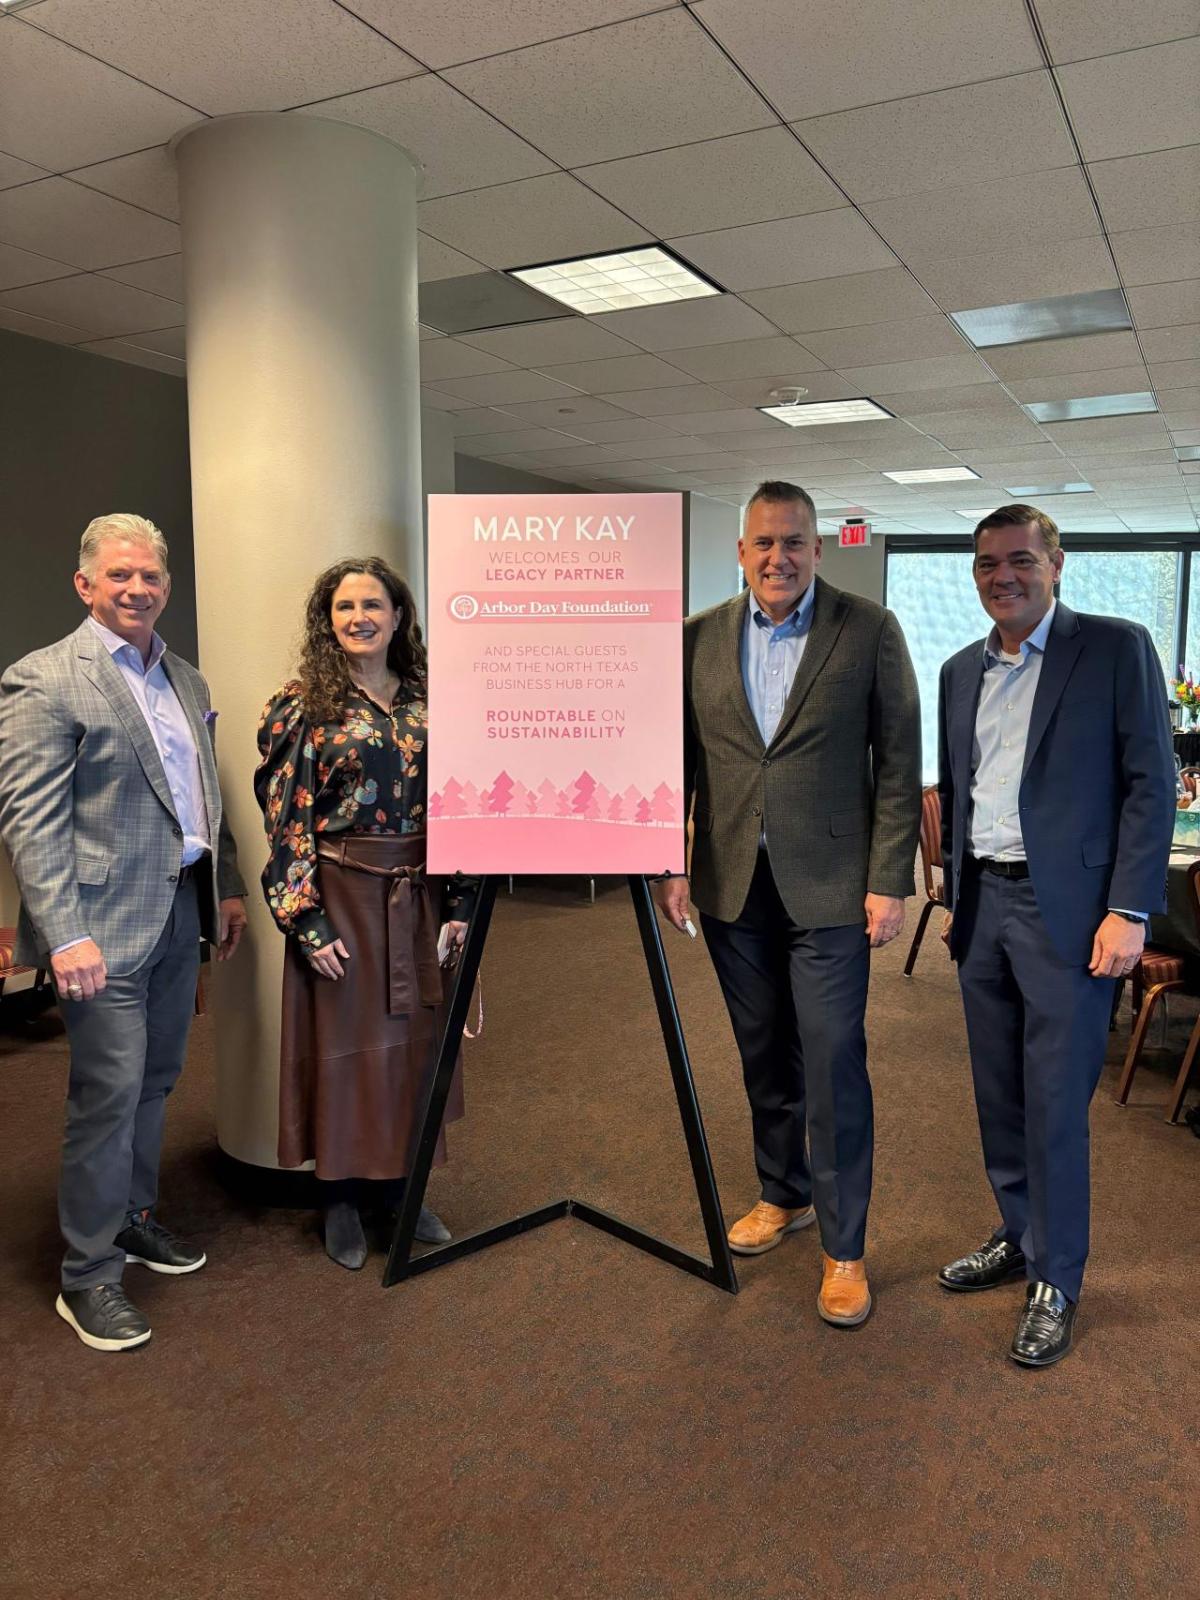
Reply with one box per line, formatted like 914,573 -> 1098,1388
0,926 -> 47,1001
903,786 -> 943,977
1114,858 -> 1200,1122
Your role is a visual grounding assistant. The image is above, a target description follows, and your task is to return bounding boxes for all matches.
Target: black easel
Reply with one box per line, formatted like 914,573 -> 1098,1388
382,875 -> 738,1295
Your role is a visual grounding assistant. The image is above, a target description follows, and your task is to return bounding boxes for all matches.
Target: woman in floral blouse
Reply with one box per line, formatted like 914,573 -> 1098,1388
255,557 -> 469,1270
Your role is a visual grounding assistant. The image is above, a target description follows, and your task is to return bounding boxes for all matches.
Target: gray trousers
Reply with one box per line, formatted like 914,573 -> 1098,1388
58,877 -> 201,1290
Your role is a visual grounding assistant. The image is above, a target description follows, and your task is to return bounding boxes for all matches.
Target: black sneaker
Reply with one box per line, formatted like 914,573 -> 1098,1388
56,1285 -> 151,1352
115,1210 -> 206,1275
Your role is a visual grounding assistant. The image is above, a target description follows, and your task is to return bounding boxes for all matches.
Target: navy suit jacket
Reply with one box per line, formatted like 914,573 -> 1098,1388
937,601 -> 1175,966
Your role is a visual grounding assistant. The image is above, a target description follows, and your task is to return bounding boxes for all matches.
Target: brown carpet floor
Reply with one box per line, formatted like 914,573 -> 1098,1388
1,882 -> 1198,1599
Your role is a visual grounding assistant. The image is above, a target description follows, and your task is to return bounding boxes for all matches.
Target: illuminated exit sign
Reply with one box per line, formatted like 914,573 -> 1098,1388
838,521 -> 872,547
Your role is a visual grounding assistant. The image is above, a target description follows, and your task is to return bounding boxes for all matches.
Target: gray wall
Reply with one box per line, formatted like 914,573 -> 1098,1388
0,329 -> 196,668
819,535 -> 886,603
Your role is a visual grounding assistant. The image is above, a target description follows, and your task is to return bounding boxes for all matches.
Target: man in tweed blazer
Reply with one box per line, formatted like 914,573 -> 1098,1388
0,514 -> 246,1352
656,482 -> 920,1326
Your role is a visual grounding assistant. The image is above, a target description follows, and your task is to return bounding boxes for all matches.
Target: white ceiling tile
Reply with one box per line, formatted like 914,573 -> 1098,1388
458,319 -> 640,365
110,324 -> 185,357
78,337 -> 185,377
957,443 -> 1068,463
534,354 -> 695,393
1124,281 -> 1200,328
0,21 -> 197,172
340,0 -> 675,70
592,434 -> 713,458
557,416 -> 687,443
1008,366 -> 1153,403
694,0 -> 1042,118
99,254 -> 185,301
0,178 -> 179,268
300,76 -> 555,200
0,241 -> 76,291
417,234 -> 485,283
1141,325 -> 1200,361
660,337 -> 826,381
741,268 -> 939,333
652,408 -> 794,435
436,370 -> 585,405
444,11 -> 771,168
984,331 -> 1144,379
418,174 -> 652,269
574,127 -> 843,237
713,372 -> 865,405
590,295 -> 779,351
1110,226 -> 1200,287
0,150 -> 47,191
489,396 -> 637,428
1049,430 -> 1174,454
418,340 -> 515,381
418,324 -> 444,340
1069,450 -> 1179,468
915,237 -> 1118,311
1163,401 -> 1200,429
30,0 -> 424,117
65,148 -> 180,222
457,427 -> 590,455
905,412 -> 1047,448
1040,415 -> 1170,448
1087,147 -> 1200,235
1057,40 -> 1200,161
671,210 -> 896,292
840,352 -> 995,392
421,387 -> 472,411
0,272 -> 180,337
512,443 -> 625,465
0,303 -> 89,344
652,451 -> 752,471
1173,429 -> 1200,446
1035,0 -> 1198,63
600,384 -> 747,417
883,382 -> 1023,416
860,169 -> 1101,266
795,74 -> 1075,204
1151,360 -> 1200,388
446,407 -> 537,436
803,316 -> 970,368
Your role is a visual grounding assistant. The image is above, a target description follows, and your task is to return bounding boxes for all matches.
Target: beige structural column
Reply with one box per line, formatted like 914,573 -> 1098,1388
174,113 -> 423,1167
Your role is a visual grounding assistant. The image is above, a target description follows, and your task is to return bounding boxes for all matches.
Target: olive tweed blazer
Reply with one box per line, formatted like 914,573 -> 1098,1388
684,577 -> 922,928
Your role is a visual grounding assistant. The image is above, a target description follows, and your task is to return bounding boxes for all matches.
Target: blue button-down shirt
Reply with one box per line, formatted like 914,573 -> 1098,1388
89,617 -> 210,865
740,582 -> 816,746
968,601 -> 1055,861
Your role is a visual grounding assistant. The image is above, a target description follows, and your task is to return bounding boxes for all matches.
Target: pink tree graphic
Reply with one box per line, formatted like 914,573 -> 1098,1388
461,780 -> 481,816
511,778 -> 531,814
536,779 -> 558,816
607,791 -> 624,823
650,783 -> 677,825
594,782 -> 612,820
488,771 -> 514,815
622,784 -> 642,819
440,778 -> 466,818
555,789 -> 572,818
571,770 -> 596,816
428,791 -> 443,819
635,796 -> 652,825
525,786 -> 539,816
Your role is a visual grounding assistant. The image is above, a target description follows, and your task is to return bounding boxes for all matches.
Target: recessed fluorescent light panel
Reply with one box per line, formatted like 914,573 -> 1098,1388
956,508 -> 1005,519
508,247 -> 720,315
1025,392 -> 1158,423
758,398 -> 894,427
1004,481 -> 1094,495
883,466 -> 981,484
950,288 -> 1131,349
1178,447 -> 1200,461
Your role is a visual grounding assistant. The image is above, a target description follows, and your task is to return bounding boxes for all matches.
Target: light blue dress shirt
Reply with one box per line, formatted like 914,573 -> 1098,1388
968,600 -> 1142,917
88,617 -> 210,865
740,581 -> 816,746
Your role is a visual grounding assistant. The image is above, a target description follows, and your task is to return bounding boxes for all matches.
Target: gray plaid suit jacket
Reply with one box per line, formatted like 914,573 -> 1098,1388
684,577 -> 922,927
0,619 -> 245,974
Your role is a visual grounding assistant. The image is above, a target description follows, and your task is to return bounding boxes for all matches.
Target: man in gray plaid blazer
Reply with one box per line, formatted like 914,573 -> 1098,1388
0,514 -> 246,1352
656,482 -> 920,1327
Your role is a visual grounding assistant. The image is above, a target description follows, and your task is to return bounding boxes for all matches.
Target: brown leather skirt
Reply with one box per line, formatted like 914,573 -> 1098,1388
278,833 -> 464,1180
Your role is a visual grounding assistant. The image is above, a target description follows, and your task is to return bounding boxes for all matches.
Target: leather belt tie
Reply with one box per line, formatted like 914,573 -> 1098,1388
317,840 -> 442,1014
973,856 -> 1030,880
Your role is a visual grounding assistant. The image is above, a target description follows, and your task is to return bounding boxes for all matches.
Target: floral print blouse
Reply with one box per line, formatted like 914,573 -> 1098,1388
255,681 -> 433,953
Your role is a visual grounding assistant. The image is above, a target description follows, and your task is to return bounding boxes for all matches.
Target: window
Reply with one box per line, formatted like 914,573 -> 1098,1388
884,550 -> 980,783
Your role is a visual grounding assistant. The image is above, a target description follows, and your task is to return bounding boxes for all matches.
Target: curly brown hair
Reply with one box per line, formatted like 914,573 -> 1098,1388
297,557 -> 427,724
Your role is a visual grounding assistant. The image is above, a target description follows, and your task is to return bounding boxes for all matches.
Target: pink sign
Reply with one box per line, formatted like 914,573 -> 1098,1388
427,493 -> 685,875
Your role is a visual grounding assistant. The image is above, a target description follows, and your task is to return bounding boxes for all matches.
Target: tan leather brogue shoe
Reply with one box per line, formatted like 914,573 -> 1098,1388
727,1200 -> 816,1256
817,1252 -> 871,1326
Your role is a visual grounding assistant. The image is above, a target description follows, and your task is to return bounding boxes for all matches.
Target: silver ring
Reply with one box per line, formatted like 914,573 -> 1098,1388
67,984 -> 83,997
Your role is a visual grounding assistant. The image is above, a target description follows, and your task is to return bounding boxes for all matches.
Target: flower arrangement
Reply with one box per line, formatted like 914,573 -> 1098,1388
1172,668 -> 1200,725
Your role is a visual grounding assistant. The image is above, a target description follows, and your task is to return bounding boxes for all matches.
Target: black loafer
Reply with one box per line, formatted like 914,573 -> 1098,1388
116,1209 -> 206,1275
1009,1281 -> 1076,1367
938,1237 -> 1026,1292
56,1285 -> 151,1352
323,1202 -> 367,1270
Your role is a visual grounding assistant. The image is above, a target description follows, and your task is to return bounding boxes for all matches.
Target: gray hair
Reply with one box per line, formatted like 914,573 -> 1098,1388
79,514 -> 170,579
745,480 -> 818,528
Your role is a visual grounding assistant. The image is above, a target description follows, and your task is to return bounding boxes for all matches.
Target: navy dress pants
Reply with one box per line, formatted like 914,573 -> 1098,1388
955,866 -> 1114,1303
701,850 -> 873,1260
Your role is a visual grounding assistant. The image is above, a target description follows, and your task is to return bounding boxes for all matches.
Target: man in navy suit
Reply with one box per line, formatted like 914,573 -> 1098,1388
937,505 -> 1174,1366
